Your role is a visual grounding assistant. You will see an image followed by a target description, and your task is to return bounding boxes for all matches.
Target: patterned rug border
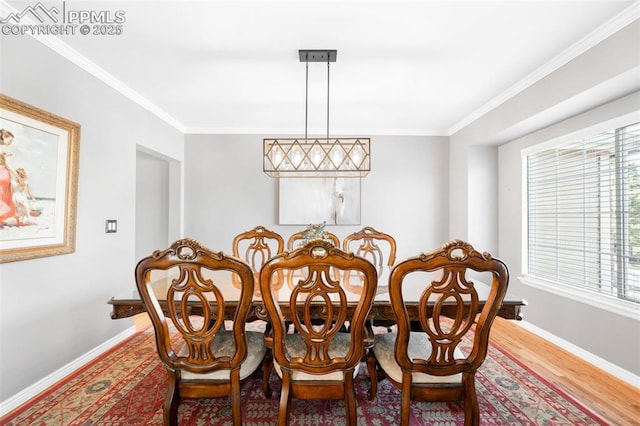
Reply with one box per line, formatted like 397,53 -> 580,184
487,338 -> 608,425
0,328 -> 150,421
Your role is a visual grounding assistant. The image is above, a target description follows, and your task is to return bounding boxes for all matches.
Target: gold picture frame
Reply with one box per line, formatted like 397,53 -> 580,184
0,94 -> 80,262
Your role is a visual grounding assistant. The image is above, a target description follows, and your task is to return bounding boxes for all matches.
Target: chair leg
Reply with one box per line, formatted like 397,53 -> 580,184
164,372 -> 180,426
230,370 -> 242,426
278,372 -> 293,426
366,350 -> 378,401
400,372 -> 412,426
463,374 -> 480,426
344,372 -> 357,426
262,350 -> 273,398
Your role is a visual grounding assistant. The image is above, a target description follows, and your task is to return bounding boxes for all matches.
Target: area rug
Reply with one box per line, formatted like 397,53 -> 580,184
1,328 -> 607,425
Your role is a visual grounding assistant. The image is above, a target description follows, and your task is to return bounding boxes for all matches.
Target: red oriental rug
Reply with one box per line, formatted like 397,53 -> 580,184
1,328 -> 607,425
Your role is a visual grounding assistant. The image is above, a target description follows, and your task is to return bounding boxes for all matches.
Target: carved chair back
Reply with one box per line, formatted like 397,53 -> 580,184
260,240 -> 378,425
342,226 -> 397,276
135,238 -> 265,425
232,225 -> 285,293
232,225 -> 285,273
368,240 -> 509,425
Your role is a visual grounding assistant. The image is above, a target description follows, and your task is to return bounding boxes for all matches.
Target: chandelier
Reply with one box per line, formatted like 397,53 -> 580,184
263,50 -> 370,178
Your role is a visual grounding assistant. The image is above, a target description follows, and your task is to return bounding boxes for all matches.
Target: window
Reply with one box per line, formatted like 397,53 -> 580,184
525,121 -> 640,304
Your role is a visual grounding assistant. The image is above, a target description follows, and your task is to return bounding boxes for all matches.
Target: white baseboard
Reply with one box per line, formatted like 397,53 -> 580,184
518,320 -> 640,389
0,326 -> 137,417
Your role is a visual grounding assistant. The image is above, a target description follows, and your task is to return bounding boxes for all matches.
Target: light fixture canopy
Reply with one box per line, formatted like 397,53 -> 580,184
264,49 -> 371,178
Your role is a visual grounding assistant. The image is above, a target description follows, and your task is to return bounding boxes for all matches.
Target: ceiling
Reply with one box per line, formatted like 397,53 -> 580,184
3,1 -> 639,135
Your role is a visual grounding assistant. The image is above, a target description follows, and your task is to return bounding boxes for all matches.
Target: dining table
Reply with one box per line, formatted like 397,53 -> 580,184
108,267 -> 527,323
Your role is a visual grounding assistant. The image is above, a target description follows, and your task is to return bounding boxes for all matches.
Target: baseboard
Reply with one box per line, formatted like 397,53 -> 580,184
518,320 -> 640,388
0,326 -> 137,417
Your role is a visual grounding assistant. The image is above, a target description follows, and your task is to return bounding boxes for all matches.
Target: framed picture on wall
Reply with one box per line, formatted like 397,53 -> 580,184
0,94 -> 81,263
279,177 -> 361,225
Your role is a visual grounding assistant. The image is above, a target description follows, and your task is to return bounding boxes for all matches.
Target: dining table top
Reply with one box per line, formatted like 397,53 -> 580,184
108,267 -> 527,321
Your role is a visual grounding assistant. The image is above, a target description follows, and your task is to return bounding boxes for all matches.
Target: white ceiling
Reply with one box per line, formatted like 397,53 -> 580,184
3,1 -> 639,135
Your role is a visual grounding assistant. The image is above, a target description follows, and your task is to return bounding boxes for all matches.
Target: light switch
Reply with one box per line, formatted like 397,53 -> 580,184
105,220 -> 117,233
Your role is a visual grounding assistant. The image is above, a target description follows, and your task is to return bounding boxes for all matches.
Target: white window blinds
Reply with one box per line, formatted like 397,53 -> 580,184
526,121 -> 640,303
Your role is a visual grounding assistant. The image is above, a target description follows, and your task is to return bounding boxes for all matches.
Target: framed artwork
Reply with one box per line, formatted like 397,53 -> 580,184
0,94 -> 80,263
279,177 -> 361,225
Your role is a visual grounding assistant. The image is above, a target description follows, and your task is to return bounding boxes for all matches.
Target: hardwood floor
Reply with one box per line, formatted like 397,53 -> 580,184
490,317 -> 640,425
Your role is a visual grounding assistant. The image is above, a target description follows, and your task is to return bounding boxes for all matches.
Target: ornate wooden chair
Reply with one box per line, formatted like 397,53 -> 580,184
366,240 -> 509,426
232,225 -> 285,293
343,226 -> 397,333
135,238 -> 267,426
260,240 -> 378,426
232,226 -> 284,397
342,226 -> 397,276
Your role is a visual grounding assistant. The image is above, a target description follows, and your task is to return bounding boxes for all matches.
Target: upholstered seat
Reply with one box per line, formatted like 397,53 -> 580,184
179,330 -> 266,381
372,332 -> 462,384
273,333 -> 361,381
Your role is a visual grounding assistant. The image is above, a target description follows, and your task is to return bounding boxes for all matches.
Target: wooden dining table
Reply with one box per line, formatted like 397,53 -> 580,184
108,268 -> 527,322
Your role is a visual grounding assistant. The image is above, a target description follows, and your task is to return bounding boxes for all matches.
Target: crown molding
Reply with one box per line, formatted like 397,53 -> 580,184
184,126 -> 448,136
448,2 -> 640,136
0,1 -> 186,133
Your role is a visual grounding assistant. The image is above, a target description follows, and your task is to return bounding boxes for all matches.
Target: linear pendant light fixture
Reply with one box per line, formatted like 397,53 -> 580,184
263,50 -> 371,178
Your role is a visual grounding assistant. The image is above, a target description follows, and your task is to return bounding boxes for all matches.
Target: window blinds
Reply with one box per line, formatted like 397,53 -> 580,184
526,122 -> 640,303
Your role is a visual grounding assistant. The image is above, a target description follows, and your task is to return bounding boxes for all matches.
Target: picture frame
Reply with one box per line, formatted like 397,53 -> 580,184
0,94 -> 80,263
279,177 -> 361,225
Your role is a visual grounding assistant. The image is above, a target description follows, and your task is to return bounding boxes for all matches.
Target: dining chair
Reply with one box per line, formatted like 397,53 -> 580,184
232,225 -> 284,397
342,226 -> 397,276
260,239 -> 378,426
135,238 -> 267,426
232,225 -> 285,277
343,226 -> 397,334
366,240 -> 509,426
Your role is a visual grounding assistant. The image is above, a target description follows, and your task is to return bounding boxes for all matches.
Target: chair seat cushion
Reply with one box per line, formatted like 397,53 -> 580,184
372,332 -> 462,384
180,330 -> 266,381
273,333 -> 360,381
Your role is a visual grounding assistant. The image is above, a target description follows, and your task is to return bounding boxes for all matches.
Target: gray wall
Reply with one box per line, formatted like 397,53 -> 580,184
450,20 -> 640,375
0,35 -> 184,400
183,134 -> 450,259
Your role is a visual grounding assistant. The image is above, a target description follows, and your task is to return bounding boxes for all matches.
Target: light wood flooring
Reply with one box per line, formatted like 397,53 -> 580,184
134,314 -> 639,424
490,317 -> 640,425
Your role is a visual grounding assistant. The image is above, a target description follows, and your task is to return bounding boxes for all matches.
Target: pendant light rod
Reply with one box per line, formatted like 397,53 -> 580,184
327,59 -> 330,139
305,57 -> 309,139
299,50 -> 336,138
